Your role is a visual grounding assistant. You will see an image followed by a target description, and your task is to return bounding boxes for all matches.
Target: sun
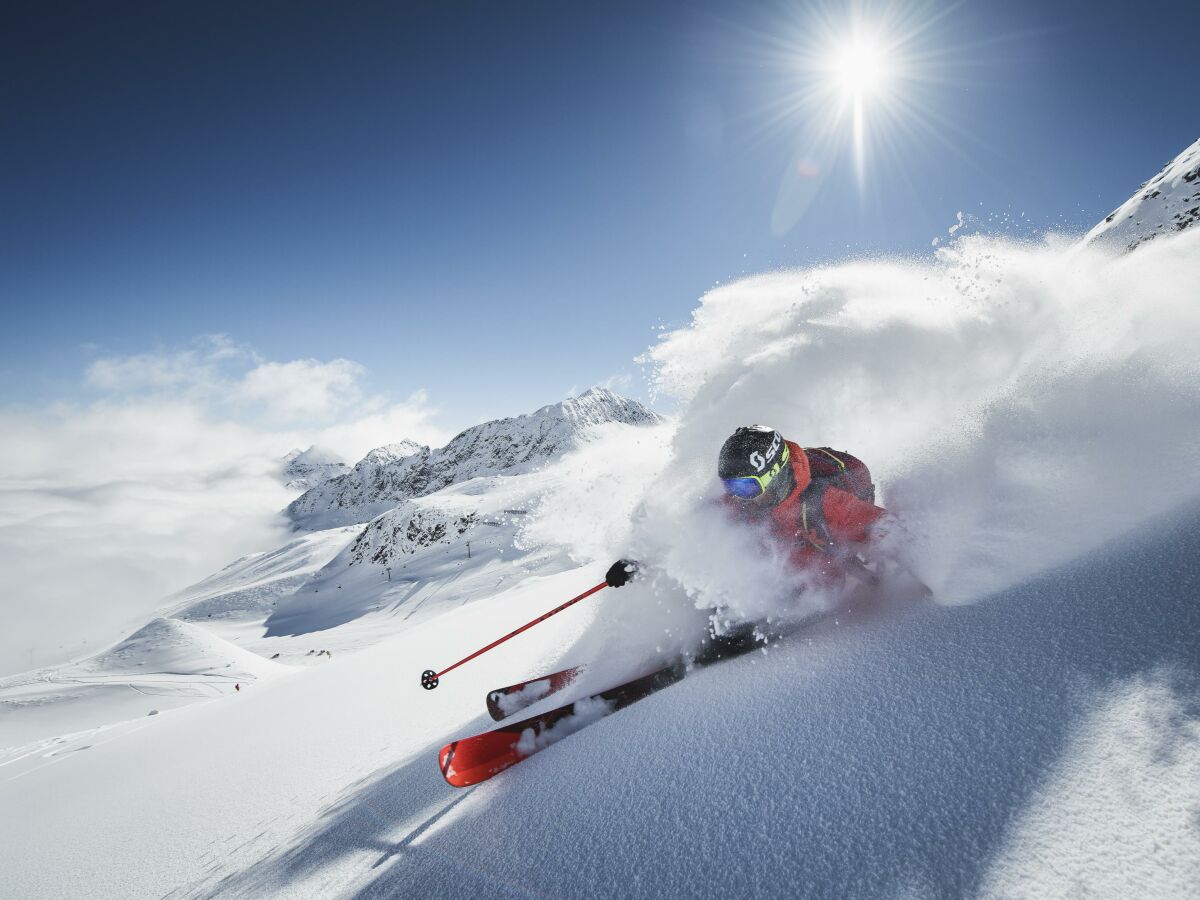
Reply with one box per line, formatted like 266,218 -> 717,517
822,33 -> 896,187
830,37 -> 890,97
748,2 -> 962,231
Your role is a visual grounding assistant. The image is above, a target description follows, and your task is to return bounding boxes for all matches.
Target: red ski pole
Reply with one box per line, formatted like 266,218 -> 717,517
421,582 -> 608,690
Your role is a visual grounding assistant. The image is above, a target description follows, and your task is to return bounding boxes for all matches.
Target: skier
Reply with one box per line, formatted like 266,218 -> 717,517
606,425 -> 892,599
430,431 -> 913,784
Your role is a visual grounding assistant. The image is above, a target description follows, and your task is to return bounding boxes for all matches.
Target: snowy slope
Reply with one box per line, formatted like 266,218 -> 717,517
0,617 -> 289,750
78,617 -> 285,680
362,503 -> 1199,900
263,469 -> 583,642
1,501 -> 1196,899
0,421 -> 667,753
164,525 -> 362,624
0,526 -> 361,750
1084,137 -> 1200,252
286,387 -> 660,529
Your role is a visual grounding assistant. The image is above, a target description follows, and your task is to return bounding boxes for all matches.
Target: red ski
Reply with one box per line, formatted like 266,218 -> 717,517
440,662 -> 685,787
439,608 -> 864,788
486,665 -> 584,721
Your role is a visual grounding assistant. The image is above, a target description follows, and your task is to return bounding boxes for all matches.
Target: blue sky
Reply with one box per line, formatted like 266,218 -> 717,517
2,0 -> 1195,431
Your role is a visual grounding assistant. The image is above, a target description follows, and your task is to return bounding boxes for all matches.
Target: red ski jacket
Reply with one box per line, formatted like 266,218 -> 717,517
726,441 -> 886,584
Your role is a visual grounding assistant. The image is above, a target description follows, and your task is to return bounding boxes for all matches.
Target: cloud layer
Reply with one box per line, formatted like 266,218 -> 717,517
0,338 -> 449,676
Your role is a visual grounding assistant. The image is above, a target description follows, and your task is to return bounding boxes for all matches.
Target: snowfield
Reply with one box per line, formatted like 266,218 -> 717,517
1,501 -> 1196,898
3,144 -> 1200,898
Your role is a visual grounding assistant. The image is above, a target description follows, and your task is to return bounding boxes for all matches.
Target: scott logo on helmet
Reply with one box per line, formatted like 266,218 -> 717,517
749,431 -> 783,472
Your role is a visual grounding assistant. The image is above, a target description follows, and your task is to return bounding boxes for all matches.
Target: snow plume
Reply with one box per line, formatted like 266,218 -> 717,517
519,421 -> 675,566
0,337 -> 447,676
514,695 -> 615,757
634,228 -> 1200,614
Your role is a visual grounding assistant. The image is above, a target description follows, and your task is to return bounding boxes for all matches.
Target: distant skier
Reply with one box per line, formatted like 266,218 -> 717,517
607,425 -> 896,599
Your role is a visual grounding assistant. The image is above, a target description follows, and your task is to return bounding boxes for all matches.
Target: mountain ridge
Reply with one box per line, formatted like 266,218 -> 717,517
282,447 -> 351,493
1084,137 -> 1200,252
285,387 -> 660,529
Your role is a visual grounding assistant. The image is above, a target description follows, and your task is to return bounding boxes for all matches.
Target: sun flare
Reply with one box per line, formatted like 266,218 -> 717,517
755,2 -> 959,230
824,33 -> 895,186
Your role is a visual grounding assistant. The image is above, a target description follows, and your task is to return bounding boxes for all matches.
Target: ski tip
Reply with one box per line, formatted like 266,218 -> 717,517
439,741 -> 459,783
486,691 -> 506,722
439,740 -> 485,788
438,735 -> 522,788
485,665 -> 584,722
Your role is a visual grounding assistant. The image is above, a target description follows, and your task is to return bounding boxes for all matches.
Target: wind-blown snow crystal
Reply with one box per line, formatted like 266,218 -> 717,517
621,227 -> 1200,617
519,421 -> 675,566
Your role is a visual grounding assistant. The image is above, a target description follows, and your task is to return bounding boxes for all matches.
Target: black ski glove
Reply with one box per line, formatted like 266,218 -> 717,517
605,559 -> 640,588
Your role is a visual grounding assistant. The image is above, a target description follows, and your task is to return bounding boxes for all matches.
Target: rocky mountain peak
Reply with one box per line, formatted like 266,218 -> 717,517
281,446 -> 351,493
538,386 -> 661,428
361,441 -> 428,467
1084,137 -> 1200,253
285,388 -> 661,529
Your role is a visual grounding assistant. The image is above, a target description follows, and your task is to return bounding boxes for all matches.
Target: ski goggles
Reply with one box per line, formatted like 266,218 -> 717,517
720,443 -> 790,500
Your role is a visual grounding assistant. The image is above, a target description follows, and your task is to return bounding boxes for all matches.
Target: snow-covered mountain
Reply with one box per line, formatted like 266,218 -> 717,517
285,387 -> 660,529
286,440 -> 428,529
0,616 -> 290,750
347,502 -> 479,566
263,468 -> 579,642
281,446 -> 351,493
1084,137 -> 1200,252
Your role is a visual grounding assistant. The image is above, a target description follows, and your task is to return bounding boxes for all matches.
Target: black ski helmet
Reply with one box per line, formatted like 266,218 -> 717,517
717,425 -> 795,504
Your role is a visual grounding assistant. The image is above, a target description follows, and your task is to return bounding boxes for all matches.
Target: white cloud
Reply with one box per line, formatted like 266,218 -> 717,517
234,358 -> 365,423
0,341 -> 451,676
84,334 -> 252,393
310,389 -> 443,461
